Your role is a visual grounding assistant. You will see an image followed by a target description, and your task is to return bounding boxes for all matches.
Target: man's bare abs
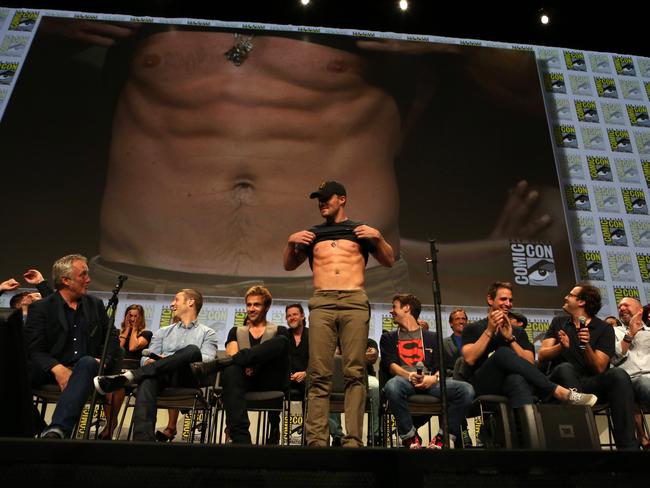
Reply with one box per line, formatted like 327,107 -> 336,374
101,31 -> 401,277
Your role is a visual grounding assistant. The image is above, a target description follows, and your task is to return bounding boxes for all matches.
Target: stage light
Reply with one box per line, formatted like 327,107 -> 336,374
538,8 -> 550,25
300,0 -> 310,6
399,0 -> 409,12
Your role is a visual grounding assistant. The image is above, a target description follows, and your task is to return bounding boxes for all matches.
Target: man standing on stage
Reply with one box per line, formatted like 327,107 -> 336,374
283,181 -> 395,447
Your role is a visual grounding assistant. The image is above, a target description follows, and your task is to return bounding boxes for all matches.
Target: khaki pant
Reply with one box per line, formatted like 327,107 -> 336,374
305,290 -> 370,447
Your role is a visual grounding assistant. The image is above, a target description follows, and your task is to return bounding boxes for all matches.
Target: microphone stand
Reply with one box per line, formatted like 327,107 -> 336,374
426,239 -> 449,448
83,275 -> 127,439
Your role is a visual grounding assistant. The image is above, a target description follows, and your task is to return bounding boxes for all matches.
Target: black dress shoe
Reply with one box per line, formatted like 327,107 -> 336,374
94,374 -> 129,395
41,429 -> 63,439
190,357 -> 233,385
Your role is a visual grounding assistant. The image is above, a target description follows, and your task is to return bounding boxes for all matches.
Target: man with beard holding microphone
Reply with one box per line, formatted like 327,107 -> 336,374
538,284 -> 637,450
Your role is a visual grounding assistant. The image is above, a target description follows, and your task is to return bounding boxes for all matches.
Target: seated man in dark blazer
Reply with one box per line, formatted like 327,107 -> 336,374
25,254 -> 119,438
442,308 -> 468,376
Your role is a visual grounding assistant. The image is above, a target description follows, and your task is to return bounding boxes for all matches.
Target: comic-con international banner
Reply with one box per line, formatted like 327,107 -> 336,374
0,6 -> 648,316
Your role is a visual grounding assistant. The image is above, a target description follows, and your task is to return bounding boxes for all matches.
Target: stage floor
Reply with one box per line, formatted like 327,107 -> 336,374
1,438 -> 646,487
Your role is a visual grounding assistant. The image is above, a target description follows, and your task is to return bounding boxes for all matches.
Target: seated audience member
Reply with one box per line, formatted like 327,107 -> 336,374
443,308 -> 467,376
100,304 -> 153,440
191,285 -> 290,444
538,285 -> 637,450
612,298 -> 650,449
26,254 -> 120,439
10,291 -> 42,323
381,293 -> 474,449
463,282 -> 597,409
23,268 -> 54,297
508,311 -> 528,329
94,289 -> 218,441
267,303 -> 309,444
1,277 -> 42,437
605,315 -> 624,329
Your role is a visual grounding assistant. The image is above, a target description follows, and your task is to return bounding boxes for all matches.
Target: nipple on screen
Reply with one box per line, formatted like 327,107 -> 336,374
143,54 -> 161,67
326,60 -> 347,73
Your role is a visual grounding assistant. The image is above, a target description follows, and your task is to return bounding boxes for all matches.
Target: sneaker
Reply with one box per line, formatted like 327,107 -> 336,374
93,374 -> 129,395
402,434 -> 422,449
427,433 -> 444,450
567,388 -> 598,407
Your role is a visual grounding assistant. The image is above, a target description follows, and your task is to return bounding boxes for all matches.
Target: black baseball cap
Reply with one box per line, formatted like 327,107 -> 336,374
309,181 -> 347,199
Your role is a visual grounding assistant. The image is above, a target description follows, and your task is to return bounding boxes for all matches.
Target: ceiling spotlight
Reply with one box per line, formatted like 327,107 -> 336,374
300,0 -> 310,6
538,8 -> 550,25
399,0 -> 409,12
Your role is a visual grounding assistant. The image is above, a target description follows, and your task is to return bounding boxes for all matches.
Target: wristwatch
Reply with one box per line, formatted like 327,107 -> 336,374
623,334 -> 633,344
505,335 -> 517,344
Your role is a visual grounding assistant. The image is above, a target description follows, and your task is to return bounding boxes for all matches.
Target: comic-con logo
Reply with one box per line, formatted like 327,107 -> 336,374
510,243 -> 557,287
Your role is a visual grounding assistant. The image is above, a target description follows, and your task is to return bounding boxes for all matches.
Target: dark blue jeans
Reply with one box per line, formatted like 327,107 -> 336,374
32,355 -> 99,437
384,375 -> 474,440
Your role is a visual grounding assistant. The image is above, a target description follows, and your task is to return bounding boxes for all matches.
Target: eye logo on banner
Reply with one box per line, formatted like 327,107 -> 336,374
544,73 -> 566,93
555,124 -> 578,148
607,128 -> 633,153
575,100 -> 599,123
600,218 -> 628,246
627,105 -> 650,127
564,51 -> 587,71
566,184 -> 590,210
0,62 -> 18,86
613,56 -> 636,77
595,77 -> 618,98
617,158 -> 641,183
510,242 -> 557,286
577,250 -> 604,281
608,251 -> 635,282
8,10 -> 38,32
635,132 -> 650,155
601,102 -> 626,125
594,186 -> 620,213
587,156 -> 612,181
574,216 -> 597,244
621,188 -> 648,214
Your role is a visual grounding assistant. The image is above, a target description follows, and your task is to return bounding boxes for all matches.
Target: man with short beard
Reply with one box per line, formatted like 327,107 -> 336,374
539,284 -> 637,450
613,297 -> 650,449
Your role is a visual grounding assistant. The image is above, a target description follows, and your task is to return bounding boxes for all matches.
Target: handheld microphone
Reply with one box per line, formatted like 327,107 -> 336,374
578,316 -> 587,352
415,361 -> 424,376
142,349 -> 163,361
